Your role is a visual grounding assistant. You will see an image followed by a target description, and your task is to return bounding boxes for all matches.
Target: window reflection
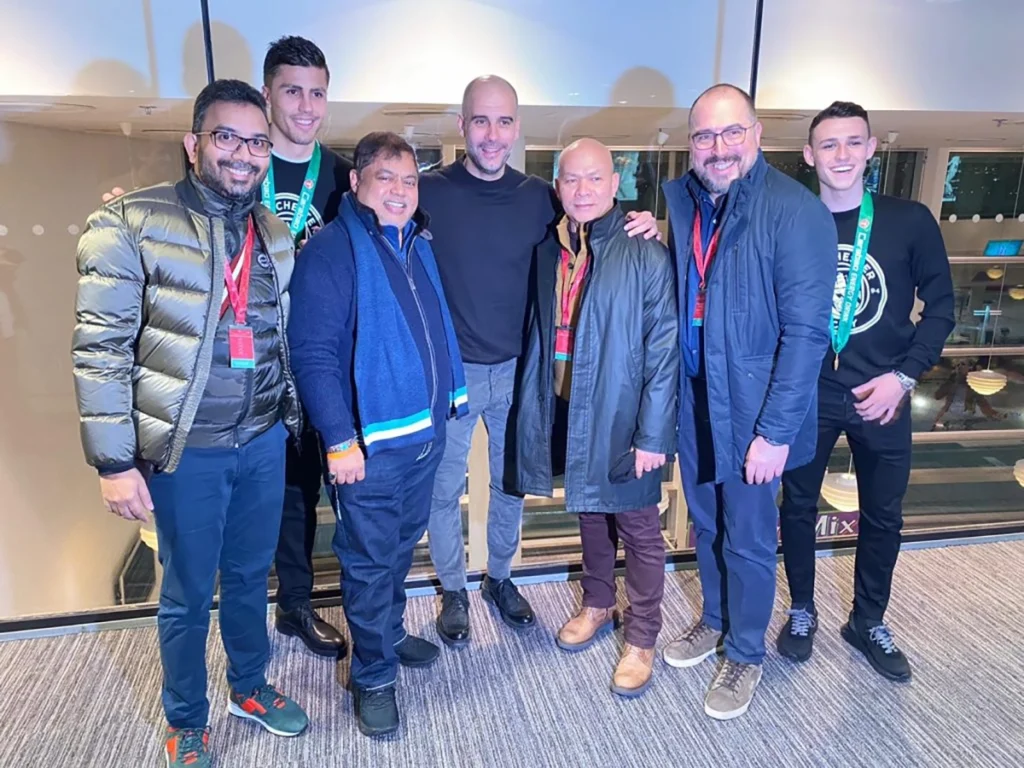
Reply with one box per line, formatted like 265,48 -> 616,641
942,152 -> 1024,220
763,150 -> 921,199
949,263 -> 1024,346
914,356 -> 1024,431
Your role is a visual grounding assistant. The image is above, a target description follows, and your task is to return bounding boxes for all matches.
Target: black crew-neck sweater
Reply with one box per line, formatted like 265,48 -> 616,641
419,161 -> 556,364
823,193 -> 955,388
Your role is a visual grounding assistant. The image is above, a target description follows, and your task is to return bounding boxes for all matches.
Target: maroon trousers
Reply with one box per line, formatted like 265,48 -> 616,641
578,505 -> 665,649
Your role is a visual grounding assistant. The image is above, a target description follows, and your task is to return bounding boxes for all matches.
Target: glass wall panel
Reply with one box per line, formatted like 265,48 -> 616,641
764,150 -> 922,199
942,152 -> 1024,220
948,262 -> 1024,347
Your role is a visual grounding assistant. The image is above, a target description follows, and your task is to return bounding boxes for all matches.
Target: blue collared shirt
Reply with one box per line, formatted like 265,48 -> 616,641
683,187 -> 727,378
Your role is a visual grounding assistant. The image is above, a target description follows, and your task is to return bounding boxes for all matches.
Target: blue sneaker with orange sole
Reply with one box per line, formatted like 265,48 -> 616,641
228,684 -> 309,737
164,727 -> 211,767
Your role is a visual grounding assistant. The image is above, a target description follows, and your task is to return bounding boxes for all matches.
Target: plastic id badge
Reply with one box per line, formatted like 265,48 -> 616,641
228,325 -> 256,369
555,326 -> 574,361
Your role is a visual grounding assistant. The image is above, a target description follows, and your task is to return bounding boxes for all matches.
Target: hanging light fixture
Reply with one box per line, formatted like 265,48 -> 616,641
987,267 -> 1005,280
820,458 -> 859,512
967,368 -> 1008,395
1009,286 -> 1024,300
1014,460 -> 1024,488
967,268 -> 1010,396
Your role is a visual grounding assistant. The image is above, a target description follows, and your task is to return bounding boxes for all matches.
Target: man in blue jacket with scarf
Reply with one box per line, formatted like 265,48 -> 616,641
287,131 -> 469,738
661,84 -> 837,720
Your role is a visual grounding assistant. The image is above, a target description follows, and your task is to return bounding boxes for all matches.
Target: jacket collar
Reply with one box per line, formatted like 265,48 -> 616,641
582,201 -> 625,242
177,169 -> 259,221
683,151 -> 767,209
342,191 -> 432,241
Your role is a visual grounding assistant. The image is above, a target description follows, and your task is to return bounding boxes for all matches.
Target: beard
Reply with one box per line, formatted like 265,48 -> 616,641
465,141 -> 511,177
692,152 -> 745,195
197,149 -> 262,201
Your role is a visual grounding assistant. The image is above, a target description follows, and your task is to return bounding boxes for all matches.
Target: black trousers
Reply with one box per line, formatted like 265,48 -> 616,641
779,378 -> 912,623
274,426 -> 325,611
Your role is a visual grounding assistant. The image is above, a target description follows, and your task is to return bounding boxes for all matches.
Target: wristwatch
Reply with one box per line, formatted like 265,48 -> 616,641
892,370 -> 917,392
760,435 -> 786,447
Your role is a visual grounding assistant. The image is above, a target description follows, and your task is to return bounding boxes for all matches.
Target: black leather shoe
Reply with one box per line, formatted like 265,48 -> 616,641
436,589 -> 471,648
481,575 -> 535,630
275,603 -> 347,658
394,634 -> 440,668
354,686 -> 399,738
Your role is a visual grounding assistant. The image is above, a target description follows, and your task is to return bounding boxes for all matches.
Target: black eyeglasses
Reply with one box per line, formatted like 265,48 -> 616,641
195,130 -> 273,157
690,124 -> 755,151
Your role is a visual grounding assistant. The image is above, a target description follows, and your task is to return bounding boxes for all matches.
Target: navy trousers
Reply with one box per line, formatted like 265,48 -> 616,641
332,432 -> 445,690
678,378 -> 780,665
149,421 -> 287,728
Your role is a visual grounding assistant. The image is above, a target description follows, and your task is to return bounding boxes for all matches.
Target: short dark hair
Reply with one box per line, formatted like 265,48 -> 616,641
191,79 -> 267,133
353,132 -> 417,176
264,36 -> 330,85
808,101 -> 871,144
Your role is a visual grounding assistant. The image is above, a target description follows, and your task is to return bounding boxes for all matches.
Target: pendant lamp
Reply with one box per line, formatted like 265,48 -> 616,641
1014,459 -> 1024,489
967,369 -> 1008,396
820,458 -> 859,513
1009,286 -> 1024,301
987,267 -> 1005,280
967,271 -> 1010,396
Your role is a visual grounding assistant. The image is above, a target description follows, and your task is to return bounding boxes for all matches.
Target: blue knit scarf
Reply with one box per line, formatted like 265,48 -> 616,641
339,195 -> 469,456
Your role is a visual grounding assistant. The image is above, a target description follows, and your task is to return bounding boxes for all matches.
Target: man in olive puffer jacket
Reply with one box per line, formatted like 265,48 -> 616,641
72,80 -> 307,768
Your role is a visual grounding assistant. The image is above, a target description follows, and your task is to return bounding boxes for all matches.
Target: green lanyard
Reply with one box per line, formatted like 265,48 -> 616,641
261,142 -> 322,242
832,192 -> 874,370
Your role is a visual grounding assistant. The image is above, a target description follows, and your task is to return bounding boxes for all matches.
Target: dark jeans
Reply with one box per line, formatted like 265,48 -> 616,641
579,506 -> 665,648
149,422 -> 287,728
780,378 -> 912,623
275,426 -> 324,611
678,378 -> 780,665
331,432 -> 445,690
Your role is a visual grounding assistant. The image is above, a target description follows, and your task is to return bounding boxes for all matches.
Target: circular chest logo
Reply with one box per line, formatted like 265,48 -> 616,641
274,193 -> 324,240
834,244 -> 887,335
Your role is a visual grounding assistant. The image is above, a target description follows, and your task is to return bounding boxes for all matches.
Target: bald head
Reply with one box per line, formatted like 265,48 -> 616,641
461,75 -> 518,117
689,84 -> 756,131
556,138 -> 619,224
688,83 -> 762,198
459,75 -> 520,180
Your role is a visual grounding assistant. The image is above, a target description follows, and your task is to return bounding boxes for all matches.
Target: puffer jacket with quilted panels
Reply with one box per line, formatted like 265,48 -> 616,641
72,173 -> 301,474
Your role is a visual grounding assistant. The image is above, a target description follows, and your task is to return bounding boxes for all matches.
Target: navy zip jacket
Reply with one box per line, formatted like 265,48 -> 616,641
287,195 -> 453,450
664,153 -> 838,481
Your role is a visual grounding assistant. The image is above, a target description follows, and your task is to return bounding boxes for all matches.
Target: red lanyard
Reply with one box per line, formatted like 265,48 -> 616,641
559,248 -> 587,327
222,217 -> 256,323
692,210 -> 721,291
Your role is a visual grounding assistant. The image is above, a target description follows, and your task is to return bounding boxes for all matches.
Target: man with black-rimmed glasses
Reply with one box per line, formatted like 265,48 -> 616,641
660,84 -> 836,720
73,79 -> 309,767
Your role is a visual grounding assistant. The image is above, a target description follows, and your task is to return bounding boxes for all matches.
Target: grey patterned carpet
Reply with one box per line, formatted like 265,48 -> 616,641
2,540 -> 1024,767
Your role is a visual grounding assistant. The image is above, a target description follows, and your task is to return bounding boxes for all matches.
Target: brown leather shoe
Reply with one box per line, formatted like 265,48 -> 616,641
556,606 -> 618,651
611,643 -> 655,697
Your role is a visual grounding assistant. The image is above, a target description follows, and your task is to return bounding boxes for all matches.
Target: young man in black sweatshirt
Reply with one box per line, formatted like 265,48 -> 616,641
422,75 -> 660,647
260,37 -> 352,658
777,101 -> 955,681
